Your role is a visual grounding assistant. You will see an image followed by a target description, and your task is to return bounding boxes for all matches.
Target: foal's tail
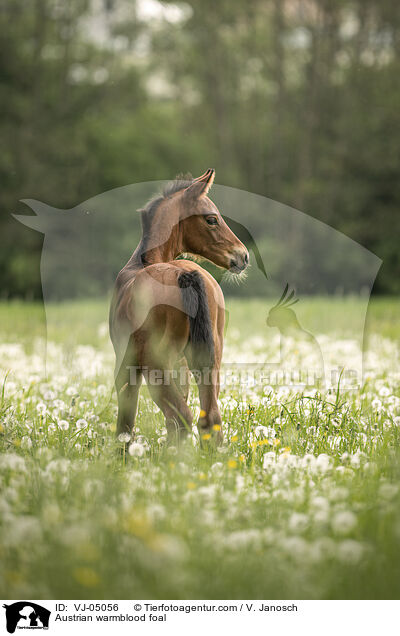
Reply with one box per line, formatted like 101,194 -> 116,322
178,270 -> 214,369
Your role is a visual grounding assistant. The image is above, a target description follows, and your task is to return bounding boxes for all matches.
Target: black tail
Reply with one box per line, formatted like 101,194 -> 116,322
178,270 -> 214,369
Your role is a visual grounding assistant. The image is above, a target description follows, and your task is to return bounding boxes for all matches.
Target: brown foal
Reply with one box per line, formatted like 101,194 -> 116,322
109,169 -> 249,444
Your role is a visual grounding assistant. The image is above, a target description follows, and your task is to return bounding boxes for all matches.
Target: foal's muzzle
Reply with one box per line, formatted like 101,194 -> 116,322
229,249 -> 249,273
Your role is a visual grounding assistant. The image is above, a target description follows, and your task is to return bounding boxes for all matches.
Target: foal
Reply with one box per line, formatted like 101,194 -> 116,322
109,169 -> 249,443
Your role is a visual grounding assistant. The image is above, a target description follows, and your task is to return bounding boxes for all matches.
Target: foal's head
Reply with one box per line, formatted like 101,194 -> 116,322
178,169 -> 249,272
141,169 -> 249,272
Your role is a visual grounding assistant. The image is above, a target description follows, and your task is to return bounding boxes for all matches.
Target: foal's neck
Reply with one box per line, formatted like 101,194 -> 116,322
129,218 -> 183,268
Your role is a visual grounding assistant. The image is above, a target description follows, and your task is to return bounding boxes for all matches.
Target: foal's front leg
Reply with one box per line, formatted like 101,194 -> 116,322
115,360 -> 142,439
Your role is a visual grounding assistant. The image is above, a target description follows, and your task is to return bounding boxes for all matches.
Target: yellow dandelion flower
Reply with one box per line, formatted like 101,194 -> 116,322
73,567 -> 100,588
187,481 -> 196,490
5,571 -> 24,585
259,439 -> 270,446
227,459 -> 237,469
231,435 -> 238,442
282,446 -> 291,454
202,433 -> 211,441
212,424 -> 221,431
198,472 -> 207,480
13,439 -> 21,447
75,542 -> 100,562
273,439 -> 281,447
199,409 -> 207,418
123,511 -> 152,538
239,454 -> 246,462
0,424 -> 4,434
169,462 -> 175,469
250,441 -> 258,449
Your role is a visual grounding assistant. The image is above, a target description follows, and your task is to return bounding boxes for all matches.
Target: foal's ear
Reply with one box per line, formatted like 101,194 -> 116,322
184,169 -> 215,200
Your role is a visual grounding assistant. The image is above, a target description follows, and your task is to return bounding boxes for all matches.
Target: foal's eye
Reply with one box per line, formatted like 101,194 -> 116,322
205,216 -> 218,226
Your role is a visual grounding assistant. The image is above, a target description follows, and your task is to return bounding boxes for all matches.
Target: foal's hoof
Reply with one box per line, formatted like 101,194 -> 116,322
167,427 -> 190,447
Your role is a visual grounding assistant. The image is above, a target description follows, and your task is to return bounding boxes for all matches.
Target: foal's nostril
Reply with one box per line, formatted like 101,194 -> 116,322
230,249 -> 249,272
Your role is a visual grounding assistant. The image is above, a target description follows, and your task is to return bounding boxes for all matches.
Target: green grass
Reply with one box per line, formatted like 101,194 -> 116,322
0,297 -> 399,599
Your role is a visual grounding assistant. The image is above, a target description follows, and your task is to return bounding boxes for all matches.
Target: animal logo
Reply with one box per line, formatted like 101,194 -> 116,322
3,602 -> 51,633
267,283 -> 325,387
12,179 -> 381,398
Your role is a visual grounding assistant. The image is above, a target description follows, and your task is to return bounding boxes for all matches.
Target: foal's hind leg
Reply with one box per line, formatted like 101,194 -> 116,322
144,367 -> 193,444
174,355 -> 190,403
193,368 -> 223,445
189,329 -> 224,445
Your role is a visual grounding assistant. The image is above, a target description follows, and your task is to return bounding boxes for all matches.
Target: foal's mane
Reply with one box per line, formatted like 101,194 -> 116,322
140,174 -> 194,235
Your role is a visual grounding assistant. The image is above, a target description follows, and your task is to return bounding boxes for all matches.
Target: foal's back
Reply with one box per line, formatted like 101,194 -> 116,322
114,259 -> 224,370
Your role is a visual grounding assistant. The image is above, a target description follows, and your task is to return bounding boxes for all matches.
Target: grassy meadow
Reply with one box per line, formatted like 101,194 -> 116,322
0,296 -> 399,599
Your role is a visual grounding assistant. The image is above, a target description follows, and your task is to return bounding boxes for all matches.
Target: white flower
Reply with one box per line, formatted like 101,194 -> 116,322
57,419 -> 69,431
21,436 -> 33,449
289,512 -> 309,533
337,539 -> 365,564
350,452 -> 366,468
329,487 -> 349,501
97,322 -> 109,338
43,390 -> 56,401
117,433 -> 131,443
211,462 -> 224,476
371,398 -> 382,411
0,453 -> 27,472
263,451 -> 276,469
147,504 -> 166,522
76,418 -> 88,430
3,515 -> 42,547
364,461 -> 378,475
36,402 -> 47,415
45,458 -> 71,477
60,523 -> 91,547
128,442 -> 145,457
378,483 -> 398,500
83,479 -> 104,497
280,535 -> 310,559
310,537 -> 336,561
316,454 -> 332,473
255,425 -> 276,438
313,509 -> 330,527
310,495 -> 330,510
331,510 -> 357,535
300,454 -> 317,469
150,534 -> 188,561
225,529 -> 262,550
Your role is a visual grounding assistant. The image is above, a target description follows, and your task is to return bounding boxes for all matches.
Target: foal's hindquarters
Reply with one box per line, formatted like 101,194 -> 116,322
110,259 -> 225,444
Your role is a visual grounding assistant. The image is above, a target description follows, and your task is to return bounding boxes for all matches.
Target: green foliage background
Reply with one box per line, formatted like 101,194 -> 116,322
0,0 -> 399,298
